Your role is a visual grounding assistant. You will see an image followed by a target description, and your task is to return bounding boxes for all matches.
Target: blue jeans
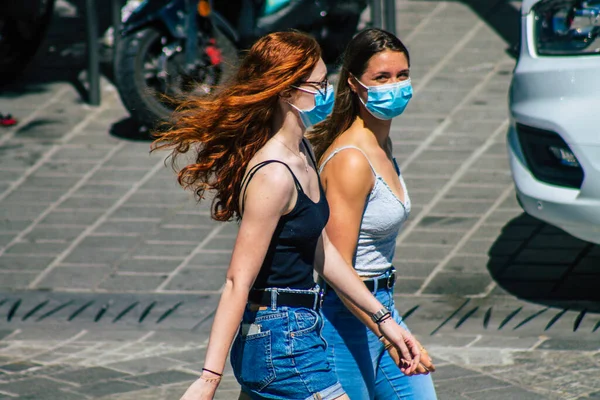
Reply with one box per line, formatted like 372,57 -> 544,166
230,286 -> 345,400
322,273 -> 437,399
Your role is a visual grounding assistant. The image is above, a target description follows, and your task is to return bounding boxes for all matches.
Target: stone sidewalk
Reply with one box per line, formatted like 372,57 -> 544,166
1,0 -> 599,399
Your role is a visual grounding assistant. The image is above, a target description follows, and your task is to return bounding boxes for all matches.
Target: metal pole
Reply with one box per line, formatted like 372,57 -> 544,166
371,0 -> 382,29
85,0 -> 101,105
383,0 -> 397,36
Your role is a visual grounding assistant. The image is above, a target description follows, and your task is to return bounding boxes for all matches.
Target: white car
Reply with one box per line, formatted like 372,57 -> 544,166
508,0 -> 600,244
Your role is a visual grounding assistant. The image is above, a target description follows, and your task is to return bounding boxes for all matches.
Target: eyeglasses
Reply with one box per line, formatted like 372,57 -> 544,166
293,78 -> 330,99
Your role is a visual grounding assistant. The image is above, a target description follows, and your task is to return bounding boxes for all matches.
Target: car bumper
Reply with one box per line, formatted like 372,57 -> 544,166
507,127 -> 600,244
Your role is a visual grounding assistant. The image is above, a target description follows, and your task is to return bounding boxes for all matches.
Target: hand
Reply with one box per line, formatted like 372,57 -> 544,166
382,337 -> 435,376
179,376 -> 220,400
416,344 -> 436,374
378,318 -> 421,375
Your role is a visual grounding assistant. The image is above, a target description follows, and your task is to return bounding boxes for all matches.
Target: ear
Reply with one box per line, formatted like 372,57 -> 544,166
279,88 -> 293,99
347,75 -> 359,94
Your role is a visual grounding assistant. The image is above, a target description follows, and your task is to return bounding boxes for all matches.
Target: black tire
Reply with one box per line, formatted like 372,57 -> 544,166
0,0 -> 55,85
115,25 -> 237,128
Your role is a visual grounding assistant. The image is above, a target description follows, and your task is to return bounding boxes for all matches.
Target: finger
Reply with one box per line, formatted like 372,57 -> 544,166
415,363 -> 430,375
395,340 -> 412,366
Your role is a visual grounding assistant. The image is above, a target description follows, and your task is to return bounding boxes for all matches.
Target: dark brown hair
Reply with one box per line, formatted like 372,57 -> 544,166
308,28 -> 410,161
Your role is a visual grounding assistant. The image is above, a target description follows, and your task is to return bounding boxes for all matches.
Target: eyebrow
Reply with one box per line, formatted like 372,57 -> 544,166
373,69 -> 410,75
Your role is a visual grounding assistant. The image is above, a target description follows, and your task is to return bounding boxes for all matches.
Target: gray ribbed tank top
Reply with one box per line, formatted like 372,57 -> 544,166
320,146 -> 410,277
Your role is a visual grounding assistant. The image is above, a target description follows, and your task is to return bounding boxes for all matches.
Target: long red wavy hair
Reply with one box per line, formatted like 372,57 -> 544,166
151,31 -> 321,221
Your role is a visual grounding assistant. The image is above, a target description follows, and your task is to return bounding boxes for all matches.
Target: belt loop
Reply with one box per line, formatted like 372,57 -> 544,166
270,289 -> 277,310
373,276 -> 379,293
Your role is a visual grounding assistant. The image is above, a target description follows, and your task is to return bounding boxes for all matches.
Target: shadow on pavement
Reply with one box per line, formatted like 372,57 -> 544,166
110,118 -> 154,142
488,213 -> 600,313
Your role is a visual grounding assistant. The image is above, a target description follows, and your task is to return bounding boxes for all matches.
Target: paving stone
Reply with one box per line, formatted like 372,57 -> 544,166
422,272 -> 492,295
107,357 -> 183,375
63,248 -> 126,264
124,370 -> 198,386
111,205 -> 173,220
394,278 -> 424,294
0,361 -> 41,372
430,200 -> 495,216
464,386 -> 549,400
40,210 -> 105,225
0,204 -> 48,220
131,243 -> 198,259
392,261 -> 437,278
445,255 -> 490,274
403,230 -> 466,247
90,168 -> 149,183
23,227 -> 85,241
0,377 -> 68,396
538,339 -> 600,352
427,364 -> 479,381
187,252 -> 232,268
74,184 -> 131,197
75,380 -> 146,397
395,244 -> 453,261
163,268 -> 226,291
417,216 -> 480,231
469,336 -> 540,350
0,272 -> 36,288
98,274 -> 166,291
36,265 -> 112,290
78,235 -> 141,249
94,221 -> 159,235
1,189 -> 65,204
52,366 -> 130,385
5,242 -> 69,255
116,259 -> 182,273
145,226 -> 213,243
17,389 -> 85,400
0,256 -> 55,271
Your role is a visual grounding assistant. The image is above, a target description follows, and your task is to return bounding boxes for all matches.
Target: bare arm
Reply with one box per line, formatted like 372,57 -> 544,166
180,164 -> 296,400
317,149 -> 431,374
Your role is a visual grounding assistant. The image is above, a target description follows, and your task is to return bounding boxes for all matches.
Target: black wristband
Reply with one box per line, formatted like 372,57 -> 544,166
202,368 -> 223,377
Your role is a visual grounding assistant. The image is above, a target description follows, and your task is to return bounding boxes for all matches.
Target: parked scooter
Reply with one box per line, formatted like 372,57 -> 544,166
0,0 -> 56,84
114,0 -> 366,127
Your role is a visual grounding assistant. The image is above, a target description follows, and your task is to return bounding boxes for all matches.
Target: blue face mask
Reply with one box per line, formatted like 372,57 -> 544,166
289,85 -> 335,129
355,78 -> 413,120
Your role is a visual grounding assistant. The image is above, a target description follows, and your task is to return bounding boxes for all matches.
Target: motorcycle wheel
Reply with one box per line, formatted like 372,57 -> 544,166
115,25 -> 237,128
0,0 -> 55,85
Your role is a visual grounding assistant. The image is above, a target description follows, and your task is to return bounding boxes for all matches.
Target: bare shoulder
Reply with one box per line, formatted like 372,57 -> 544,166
242,161 -> 296,215
322,146 -> 374,198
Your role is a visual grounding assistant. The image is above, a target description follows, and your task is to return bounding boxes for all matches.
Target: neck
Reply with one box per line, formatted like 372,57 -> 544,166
272,108 -> 305,151
356,109 -> 391,148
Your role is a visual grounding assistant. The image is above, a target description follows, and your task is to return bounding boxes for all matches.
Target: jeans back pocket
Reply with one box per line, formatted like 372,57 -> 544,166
231,330 -> 276,392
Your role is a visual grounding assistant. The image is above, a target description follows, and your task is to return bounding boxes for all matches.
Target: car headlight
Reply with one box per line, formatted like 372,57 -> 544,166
534,0 -> 600,55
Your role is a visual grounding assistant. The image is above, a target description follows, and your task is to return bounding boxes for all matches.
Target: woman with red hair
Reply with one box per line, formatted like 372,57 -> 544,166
153,31 -> 422,400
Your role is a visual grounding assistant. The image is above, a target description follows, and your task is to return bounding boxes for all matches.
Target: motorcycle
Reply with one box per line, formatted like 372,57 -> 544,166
114,0 -> 366,127
0,0 -> 56,85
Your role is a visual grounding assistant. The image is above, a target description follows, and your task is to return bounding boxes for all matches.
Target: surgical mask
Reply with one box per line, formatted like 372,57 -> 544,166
289,85 -> 334,129
355,77 -> 413,120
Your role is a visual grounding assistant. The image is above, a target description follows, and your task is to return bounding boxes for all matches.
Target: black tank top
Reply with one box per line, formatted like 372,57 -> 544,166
240,141 -> 329,290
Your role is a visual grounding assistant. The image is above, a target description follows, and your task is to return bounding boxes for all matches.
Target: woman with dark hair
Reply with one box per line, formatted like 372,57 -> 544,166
310,28 -> 438,399
152,31 -> 422,400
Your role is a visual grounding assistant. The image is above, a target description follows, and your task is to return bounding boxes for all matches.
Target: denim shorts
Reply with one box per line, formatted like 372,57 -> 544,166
322,269 -> 437,399
230,286 -> 345,400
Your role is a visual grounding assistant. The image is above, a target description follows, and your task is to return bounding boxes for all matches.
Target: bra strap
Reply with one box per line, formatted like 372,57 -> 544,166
240,160 -> 303,213
318,146 -> 377,176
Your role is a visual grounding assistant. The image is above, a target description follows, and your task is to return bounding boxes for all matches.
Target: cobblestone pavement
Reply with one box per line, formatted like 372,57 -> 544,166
1,0 -> 599,399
